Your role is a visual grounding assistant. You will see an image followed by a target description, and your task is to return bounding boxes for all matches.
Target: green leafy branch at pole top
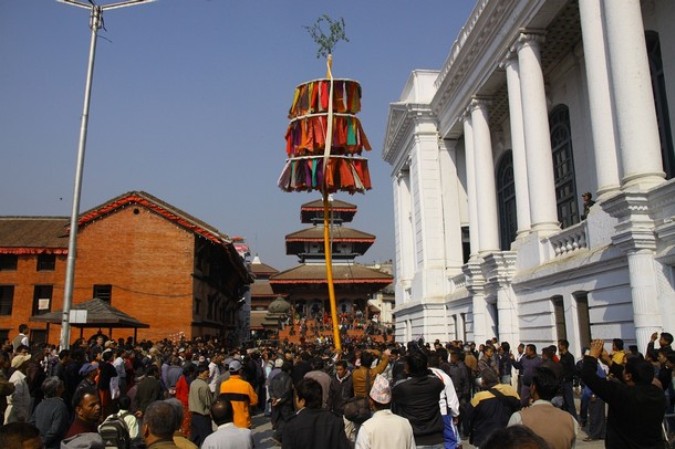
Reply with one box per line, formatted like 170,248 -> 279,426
304,15 -> 349,59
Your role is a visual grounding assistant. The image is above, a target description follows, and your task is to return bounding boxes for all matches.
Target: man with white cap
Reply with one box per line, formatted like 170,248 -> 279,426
5,354 -> 31,423
355,374 -> 416,449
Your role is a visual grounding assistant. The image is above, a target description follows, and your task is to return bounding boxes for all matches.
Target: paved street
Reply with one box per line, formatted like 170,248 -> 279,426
251,413 -> 605,449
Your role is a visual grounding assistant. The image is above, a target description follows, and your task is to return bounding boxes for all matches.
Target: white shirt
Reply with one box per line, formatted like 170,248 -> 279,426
201,422 -> 253,449
355,409 -> 416,449
429,367 -> 460,417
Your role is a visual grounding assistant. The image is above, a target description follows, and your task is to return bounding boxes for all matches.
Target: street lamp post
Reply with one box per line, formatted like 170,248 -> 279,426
58,0 -> 155,349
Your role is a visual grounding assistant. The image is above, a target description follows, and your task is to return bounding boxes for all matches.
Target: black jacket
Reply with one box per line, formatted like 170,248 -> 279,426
581,356 -> 665,449
392,374 -> 444,446
327,372 -> 353,416
282,407 -> 350,449
467,386 -> 520,447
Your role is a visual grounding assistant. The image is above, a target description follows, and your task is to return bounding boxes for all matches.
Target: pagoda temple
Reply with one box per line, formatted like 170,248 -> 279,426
269,198 -> 393,341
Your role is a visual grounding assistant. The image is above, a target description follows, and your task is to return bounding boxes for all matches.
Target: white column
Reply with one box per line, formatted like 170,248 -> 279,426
463,116 -> 480,258
501,54 -> 532,237
394,171 -> 414,300
470,98 -> 500,253
439,139 -> 465,270
626,249 -> 662,354
472,293 -> 487,344
516,32 -> 559,234
579,0 -> 621,197
603,0 -> 665,189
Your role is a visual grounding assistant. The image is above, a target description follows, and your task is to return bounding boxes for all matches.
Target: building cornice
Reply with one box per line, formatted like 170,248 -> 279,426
383,102 -> 437,167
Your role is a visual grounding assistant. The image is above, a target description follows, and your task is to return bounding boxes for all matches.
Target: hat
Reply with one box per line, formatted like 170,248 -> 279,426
11,354 -> 31,369
369,374 -> 392,404
79,362 -> 97,376
274,358 -> 284,368
104,340 -> 115,348
229,360 -> 242,372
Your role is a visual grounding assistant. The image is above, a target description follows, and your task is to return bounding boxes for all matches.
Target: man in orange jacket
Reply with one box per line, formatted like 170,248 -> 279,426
218,359 -> 258,428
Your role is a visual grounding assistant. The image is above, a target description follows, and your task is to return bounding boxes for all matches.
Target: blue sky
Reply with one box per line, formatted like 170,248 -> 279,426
0,0 -> 475,271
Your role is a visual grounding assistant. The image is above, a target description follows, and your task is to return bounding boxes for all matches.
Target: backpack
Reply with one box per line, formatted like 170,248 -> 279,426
99,413 -> 131,449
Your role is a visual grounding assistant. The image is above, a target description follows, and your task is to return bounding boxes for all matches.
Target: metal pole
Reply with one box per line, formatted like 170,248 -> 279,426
60,6 -> 102,350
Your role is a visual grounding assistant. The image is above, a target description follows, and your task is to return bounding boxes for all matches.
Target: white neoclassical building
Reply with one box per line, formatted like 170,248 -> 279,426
383,0 -> 675,356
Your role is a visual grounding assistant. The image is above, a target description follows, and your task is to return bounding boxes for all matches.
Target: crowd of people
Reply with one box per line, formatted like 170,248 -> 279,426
0,322 -> 672,449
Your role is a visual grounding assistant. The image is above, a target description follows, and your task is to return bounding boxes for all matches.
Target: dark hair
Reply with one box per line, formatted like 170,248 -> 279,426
542,346 -> 555,360
613,338 -> 624,350
0,422 -> 41,449
211,395 -> 234,426
427,352 -> 440,368
146,364 -> 159,377
18,324 -> 28,334
311,357 -> 325,370
625,357 -> 655,385
532,367 -> 560,401
406,351 -> 429,377
196,364 -> 209,375
335,360 -> 348,370
662,333 -> 674,345
144,401 -> 177,439
58,349 -> 71,360
72,386 -> 98,409
296,378 -> 322,409
102,351 -> 114,362
41,376 -> 63,398
526,344 -> 537,354
482,425 -> 551,449
118,395 -> 131,410
501,342 -> 510,353
360,351 -> 375,368
558,339 -> 569,349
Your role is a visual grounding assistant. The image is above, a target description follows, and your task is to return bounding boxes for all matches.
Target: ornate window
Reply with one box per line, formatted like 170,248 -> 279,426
497,151 -> 517,250
550,105 -> 579,228
646,31 -> 675,179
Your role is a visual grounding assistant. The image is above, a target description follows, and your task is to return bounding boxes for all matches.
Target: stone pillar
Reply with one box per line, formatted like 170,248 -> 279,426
603,191 -> 663,357
515,32 -> 559,234
465,260 -> 486,343
578,0 -> 621,197
603,0 -> 665,189
501,54 -> 532,238
439,139 -> 465,270
470,98 -> 500,253
626,250 -> 662,353
463,115 -> 480,258
484,252 -> 519,345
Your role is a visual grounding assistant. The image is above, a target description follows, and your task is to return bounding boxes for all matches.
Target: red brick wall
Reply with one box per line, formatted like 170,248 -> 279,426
73,206 -> 195,343
0,204 -> 248,347
0,254 -> 66,343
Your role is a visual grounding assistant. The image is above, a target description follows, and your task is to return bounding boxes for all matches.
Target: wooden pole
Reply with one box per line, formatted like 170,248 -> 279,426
323,53 -> 341,350
323,191 -> 341,350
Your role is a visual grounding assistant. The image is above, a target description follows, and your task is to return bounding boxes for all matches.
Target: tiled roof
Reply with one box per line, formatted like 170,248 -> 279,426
301,198 -> 356,211
31,298 -> 149,328
270,263 -> 393,284
78,191 -> 230,244
250,280 -> 276,296
250,262 -> 279,276
285,226 -> 375,242
0,217 -> 69,254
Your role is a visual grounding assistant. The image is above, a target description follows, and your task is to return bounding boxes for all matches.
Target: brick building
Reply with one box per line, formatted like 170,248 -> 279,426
0,191 -> 251,346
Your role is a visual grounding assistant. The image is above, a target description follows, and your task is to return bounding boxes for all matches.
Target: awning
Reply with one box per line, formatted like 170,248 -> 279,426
31,298 -> 149,329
